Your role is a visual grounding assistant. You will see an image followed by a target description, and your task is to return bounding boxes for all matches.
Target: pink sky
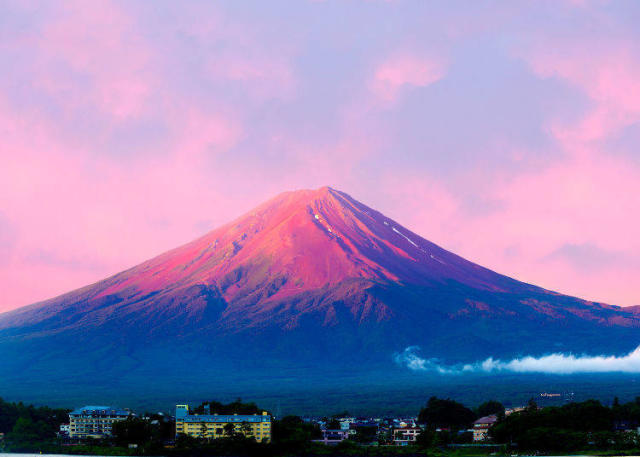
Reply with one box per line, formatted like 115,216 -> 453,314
1,0 -> 639,312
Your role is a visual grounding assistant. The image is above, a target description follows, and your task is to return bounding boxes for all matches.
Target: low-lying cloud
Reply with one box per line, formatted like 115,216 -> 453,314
394,346 -> 640,375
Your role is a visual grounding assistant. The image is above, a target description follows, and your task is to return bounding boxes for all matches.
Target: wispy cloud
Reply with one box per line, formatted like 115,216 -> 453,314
545,243 -> 637,273
393,346 -> 457,374
395,346 -> 640,375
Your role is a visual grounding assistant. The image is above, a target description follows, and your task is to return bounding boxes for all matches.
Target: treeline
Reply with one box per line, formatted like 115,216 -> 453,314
411,396 -> 505,446
418,396 -> 505,429
192,399 -> 264,415
0,397 -> 69,442
415,396 -> 640,451
491,398 -> 640,452
410,397 -> 505,449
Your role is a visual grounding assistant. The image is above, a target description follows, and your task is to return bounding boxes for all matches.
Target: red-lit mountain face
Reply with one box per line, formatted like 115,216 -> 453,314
1,187 -> 640,396
0,187 -> 528,333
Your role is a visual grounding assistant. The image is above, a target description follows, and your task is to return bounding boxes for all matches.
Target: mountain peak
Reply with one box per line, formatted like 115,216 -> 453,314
260,185 -> 344,213
311,184 -> 336,195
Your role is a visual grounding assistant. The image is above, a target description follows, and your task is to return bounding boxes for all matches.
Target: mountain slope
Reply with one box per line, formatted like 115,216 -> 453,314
1,187 -> 639,400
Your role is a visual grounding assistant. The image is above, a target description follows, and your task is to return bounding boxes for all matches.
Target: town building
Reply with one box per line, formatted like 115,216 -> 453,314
58,423 -> 70,437
614,420 -> 640,433
339,417 -> 355,430
505,406 -> 525,416
175,404 -> 272,442
393,426 -> 421,446
68,406 -> 130,439
472,415 -> 498,442
313,429 -> 351,445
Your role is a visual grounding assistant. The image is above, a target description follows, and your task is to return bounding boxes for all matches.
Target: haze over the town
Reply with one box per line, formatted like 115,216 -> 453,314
1,0 -> 639,313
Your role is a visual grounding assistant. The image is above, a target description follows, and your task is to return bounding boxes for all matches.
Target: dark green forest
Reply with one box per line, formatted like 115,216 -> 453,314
490,397 -> 640,452
0,397 -> 69,441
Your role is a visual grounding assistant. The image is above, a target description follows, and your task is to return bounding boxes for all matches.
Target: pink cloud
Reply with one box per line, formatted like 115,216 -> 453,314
0,102 -> 244,310
1,0 -> 639,314
167,2 -> 298,102
170,108 -> 243,162
524,40 -> 640,150
370,54 -> 446,102
207,54 -> 297,101
0,1 -> 302,312
26,0 -> 154,120
382,153 -> 640,307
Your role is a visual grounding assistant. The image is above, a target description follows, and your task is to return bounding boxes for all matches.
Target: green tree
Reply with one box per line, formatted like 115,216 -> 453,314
9,417 -> 44,442
418,397 -> 475,430
352,425 -> 377,444
240,421 -> 252,437
491,400 -> 614,451
476,400 -> 505,418
416,429 -> 436,448
0,397 -> 68,439
174,432 -> 199,448
326,418 -> 341,429
272,415 -> 321,448
223,422 -> 236,437
193,399 -> 263,415
148,413 -> 175,443
111,417 -> 152,446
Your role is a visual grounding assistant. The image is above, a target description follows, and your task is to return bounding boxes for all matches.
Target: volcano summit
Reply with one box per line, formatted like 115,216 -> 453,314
1,187 -> 639,407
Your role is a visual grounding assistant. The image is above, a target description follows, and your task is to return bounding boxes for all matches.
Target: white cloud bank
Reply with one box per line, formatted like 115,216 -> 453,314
394,345 -> 640,375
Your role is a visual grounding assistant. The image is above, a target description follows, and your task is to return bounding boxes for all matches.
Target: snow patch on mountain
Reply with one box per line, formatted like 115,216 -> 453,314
392,226 -> 419,248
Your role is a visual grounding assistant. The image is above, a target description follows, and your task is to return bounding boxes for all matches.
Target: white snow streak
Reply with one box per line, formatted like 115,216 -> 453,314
430,253 -> 445,265
388,226 -> 447,265
392,226 -> 419,248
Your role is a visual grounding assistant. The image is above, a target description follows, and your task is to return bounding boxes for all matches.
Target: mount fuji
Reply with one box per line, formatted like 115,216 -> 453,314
1,187 -> 639,409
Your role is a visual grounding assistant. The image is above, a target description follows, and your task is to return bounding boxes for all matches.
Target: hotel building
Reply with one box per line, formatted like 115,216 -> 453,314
69,406 -> 130,439
175,404 -> 272,442
473,415 -> 498,442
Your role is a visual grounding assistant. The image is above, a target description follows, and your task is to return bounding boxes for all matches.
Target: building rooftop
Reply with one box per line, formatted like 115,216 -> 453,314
70,406 -> 129,416
180,414 -> 271,423
473,415 -> 498,426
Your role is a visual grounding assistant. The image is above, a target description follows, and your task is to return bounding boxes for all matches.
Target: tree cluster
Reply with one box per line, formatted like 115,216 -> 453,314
111,414 -> 174,448
417,396 -> 477,431
0,397 -> 69,444
191,399 -> 263,415
491,398 -> 640,452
